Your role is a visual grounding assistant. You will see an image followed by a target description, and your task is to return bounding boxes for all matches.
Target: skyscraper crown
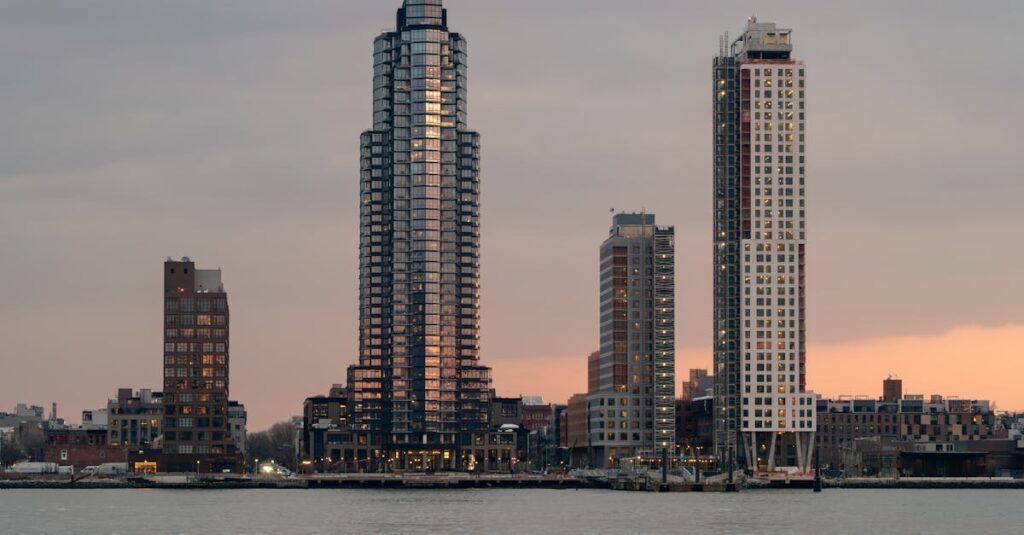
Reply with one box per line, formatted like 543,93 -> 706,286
399,0 -> 446,30
733,17 -> 792,59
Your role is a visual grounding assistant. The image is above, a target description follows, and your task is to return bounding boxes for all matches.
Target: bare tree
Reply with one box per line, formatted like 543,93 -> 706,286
268,422 -> 297,470
1,423 -> 44,466
246,431 -> 273,464
1,435 -> 26,466
245,422 -> 297,470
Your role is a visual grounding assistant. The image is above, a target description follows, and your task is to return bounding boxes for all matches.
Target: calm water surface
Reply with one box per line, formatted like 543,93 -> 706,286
1,488 -> 1022,534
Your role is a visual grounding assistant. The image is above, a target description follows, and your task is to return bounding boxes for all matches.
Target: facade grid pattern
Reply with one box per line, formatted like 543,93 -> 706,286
349,0 -> 490,468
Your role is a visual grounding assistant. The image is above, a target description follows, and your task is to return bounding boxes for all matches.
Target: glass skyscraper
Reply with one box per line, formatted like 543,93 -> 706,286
713,18 -> 816,473
347,0 -> 491,471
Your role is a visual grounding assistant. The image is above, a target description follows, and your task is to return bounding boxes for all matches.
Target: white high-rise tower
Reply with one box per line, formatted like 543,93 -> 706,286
713,18 -> 816,473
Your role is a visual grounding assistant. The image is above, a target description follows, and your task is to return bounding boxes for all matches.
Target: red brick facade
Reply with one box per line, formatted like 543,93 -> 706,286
43,428 -> 126,471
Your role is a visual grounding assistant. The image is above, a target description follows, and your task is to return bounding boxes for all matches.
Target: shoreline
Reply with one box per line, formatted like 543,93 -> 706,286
3,476 -> 1024,490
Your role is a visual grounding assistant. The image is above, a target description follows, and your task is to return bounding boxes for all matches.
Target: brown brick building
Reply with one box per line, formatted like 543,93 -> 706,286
563,393 -> 589,467
43,427 -> 126,471
521,400 -> 553,433
157,258 -> 240,473
816,379 -> 1001,471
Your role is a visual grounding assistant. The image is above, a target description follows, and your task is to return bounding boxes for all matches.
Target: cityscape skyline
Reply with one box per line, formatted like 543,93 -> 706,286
2,1 -> 1023,431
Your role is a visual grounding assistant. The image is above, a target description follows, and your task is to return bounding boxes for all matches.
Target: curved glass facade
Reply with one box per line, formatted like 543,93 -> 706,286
350,0 -> 489,465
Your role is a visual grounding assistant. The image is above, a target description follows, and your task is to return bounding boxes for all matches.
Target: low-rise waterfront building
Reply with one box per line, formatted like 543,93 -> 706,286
108,388 -> 163,449
301,387 -> 349,470
816,378 -> 1005,475
0,404 -> 45,429
43,427 -> 125,471
228,401 -> 247,457
490,396 -> 523,429
563,393 -> 589,467
676,396 -> 714,461
81,409 -> 109,429
521,397 -> 553,433
296,382 -> 522,473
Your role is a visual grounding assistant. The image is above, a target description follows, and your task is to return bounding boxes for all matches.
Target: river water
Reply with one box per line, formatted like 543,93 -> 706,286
0,488 -> 1021,534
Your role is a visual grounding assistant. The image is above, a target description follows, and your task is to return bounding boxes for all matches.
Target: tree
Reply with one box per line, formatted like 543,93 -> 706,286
268,421 -> 297,470
1,423 -> 44,466
18,424 -> 44,460
247,431 -> 273,464
245,421 -> 297,470
1,433 -> 26,466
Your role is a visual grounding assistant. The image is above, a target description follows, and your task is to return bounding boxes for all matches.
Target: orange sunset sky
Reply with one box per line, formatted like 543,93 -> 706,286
491,324 -> 1024,412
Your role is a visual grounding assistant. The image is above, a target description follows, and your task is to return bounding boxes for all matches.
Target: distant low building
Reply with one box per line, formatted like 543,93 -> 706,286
16,404 -> 45,419
676,396 -> 714,456
521,397 -> 552,433
520,397 -> 556,470
228,401 -> 247,457
43,427 -> 125,471
301,386 -> 349,470
0,426 -> 15,465
0,404 -> 45,428
680,369 -> 713,401
549,404 -> 567,467
563,393 -> 589,468
490,396 -> 523,429
882,377 -> 903,403
816,378 -> 1005,475
81,409 -> 109,429
815,398 -> 901,468
108,388 -> 163,450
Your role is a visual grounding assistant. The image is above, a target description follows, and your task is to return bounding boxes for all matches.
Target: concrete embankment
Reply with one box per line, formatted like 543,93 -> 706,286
0,474 -> 595,490
609,479 -> 739,492
827,477 -> 1024,489
6,475 -> 1020,490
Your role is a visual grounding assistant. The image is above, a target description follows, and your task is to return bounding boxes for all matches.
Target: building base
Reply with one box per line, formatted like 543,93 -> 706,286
128,450 -> 243,474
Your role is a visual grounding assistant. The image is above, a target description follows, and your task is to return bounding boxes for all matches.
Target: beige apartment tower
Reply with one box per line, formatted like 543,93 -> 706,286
588,213 -> 675,468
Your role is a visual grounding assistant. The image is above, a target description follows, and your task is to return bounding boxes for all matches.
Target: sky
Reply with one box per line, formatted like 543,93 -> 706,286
1,1 -> 1022,430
